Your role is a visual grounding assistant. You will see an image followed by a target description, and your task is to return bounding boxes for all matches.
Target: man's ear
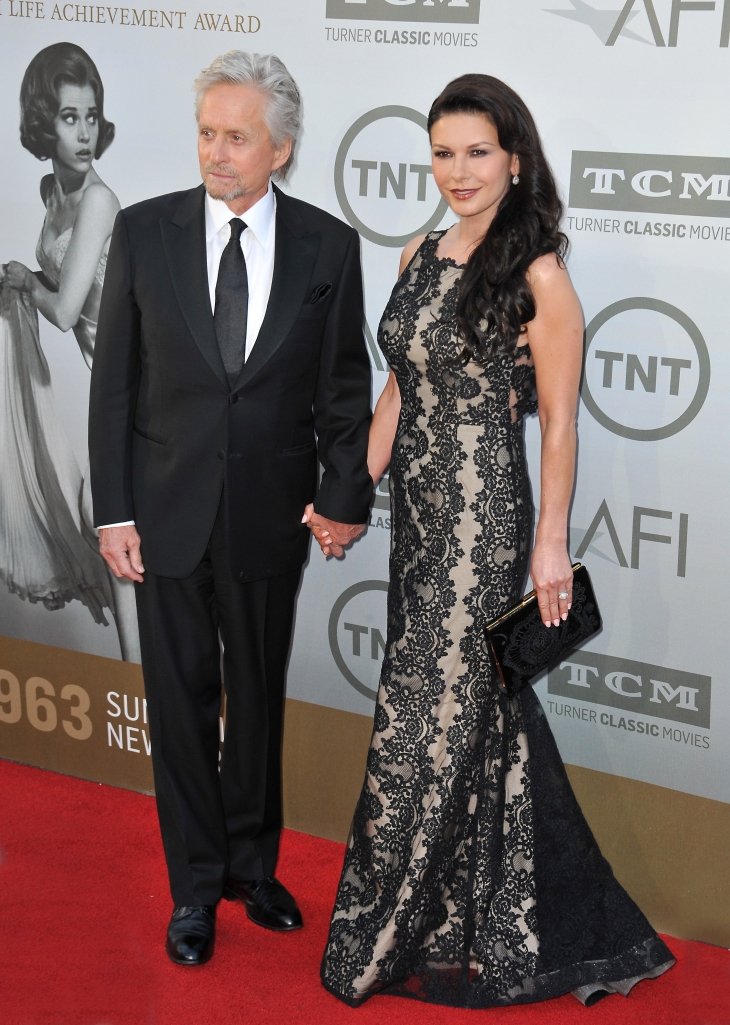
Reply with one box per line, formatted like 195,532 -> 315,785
272,137 -> 292,175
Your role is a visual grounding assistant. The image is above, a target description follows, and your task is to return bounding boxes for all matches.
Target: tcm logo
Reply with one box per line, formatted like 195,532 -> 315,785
574,500 -> 688,577
570,151 -> 730,218
371,471 -> 391,512
548,652 -> 711,727
334,106 -> 447,246
327,0 -> 480,23
581,298 -> 711,441
328,580 -> 388,699
546,0 -> 729,47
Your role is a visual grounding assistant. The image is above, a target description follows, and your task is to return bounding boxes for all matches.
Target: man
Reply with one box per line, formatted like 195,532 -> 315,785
89,51 -> 372,966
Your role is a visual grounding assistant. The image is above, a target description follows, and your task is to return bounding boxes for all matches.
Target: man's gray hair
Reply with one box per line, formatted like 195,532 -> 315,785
194,51 -> 301,179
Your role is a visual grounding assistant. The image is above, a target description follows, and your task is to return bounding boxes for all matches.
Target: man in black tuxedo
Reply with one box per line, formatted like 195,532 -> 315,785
89,51 -> 372,965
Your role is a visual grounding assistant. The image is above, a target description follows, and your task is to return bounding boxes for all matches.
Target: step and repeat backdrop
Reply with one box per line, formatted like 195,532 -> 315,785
1,0 -> 728,933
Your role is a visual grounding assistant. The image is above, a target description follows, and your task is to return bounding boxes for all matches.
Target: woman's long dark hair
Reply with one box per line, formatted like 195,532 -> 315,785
428,74 -> 567,361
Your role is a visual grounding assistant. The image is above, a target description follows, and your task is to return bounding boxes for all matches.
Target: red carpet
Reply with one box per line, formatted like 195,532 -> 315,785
1,759 -> 727,1025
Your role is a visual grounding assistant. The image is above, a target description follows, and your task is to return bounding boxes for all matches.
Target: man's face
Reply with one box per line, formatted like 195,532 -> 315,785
197,83 -> 291,214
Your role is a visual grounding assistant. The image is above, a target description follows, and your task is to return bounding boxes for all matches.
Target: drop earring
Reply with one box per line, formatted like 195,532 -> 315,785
512,174 -> 520,185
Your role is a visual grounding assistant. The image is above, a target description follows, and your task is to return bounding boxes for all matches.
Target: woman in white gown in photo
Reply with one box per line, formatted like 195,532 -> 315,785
1,42 -> 139,660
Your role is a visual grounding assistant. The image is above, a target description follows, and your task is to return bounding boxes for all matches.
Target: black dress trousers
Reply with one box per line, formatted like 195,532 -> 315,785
135,497 -> 302,906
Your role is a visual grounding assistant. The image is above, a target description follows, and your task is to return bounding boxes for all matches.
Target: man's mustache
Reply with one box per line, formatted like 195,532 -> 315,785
203,163 -> 238,177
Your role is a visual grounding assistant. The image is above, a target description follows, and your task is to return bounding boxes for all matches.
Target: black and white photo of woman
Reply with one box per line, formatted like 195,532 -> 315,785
1,41 -> 139,661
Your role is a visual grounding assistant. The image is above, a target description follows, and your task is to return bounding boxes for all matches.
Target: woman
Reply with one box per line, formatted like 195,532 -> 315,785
319,75 -> 674,1008
2,42 -> 138,659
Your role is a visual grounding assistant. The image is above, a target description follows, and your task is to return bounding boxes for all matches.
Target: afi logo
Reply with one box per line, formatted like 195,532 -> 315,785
548,652 -> 711,727
547,0 -> 729,46
574,499 -> 689,577
607,0 -> 730,46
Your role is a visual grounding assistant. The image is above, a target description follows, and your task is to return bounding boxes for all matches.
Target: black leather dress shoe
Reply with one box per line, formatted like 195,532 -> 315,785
165,905 -> 216,965
223,876 -> 302,931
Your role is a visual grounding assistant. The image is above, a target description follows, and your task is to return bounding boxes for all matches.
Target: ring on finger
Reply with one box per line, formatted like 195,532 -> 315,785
558,590 -> 569,600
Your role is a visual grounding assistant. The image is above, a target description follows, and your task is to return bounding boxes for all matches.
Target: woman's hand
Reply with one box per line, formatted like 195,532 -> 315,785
530,542 -> 573,628
301,503 -> 365,558
4,261 -> 35,293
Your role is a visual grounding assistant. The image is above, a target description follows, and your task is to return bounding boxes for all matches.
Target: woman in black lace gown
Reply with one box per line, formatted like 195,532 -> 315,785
319,75 -> 674,1008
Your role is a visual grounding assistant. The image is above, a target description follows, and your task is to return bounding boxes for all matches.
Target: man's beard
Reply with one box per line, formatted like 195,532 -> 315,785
202,164 -> 244,203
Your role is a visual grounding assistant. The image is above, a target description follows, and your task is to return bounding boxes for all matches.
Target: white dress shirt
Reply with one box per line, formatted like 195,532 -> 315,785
205,182 -> 277,359
98,183 -> 277,530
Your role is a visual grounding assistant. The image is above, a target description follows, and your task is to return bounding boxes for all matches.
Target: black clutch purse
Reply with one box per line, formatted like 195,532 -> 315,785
485,564 -> 602,695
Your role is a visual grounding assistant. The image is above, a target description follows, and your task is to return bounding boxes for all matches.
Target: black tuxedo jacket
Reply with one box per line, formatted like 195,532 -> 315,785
89,184 -> 372,580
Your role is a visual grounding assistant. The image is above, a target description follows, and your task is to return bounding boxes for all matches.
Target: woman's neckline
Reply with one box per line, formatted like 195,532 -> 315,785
41,225 -> 73,255
431,229 -> 470,268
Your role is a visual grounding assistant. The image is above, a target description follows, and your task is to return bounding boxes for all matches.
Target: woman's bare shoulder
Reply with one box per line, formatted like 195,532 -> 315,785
399,233 -> 426,274
526,250 -> 568,286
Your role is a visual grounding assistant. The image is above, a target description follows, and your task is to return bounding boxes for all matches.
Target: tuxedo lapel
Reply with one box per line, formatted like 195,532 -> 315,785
160,186 -> 227,385
235,190 -> 319,386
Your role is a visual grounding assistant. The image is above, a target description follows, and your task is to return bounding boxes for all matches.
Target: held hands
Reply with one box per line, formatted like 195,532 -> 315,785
301,504 -> 365,558
530,543 -> 573,628
98,525 -> 145,583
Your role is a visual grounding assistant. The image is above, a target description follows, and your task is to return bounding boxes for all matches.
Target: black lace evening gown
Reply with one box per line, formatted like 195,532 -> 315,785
321,232 -> 674,1008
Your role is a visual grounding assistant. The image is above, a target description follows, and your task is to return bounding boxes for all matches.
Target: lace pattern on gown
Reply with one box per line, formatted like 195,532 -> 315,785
321,232 -> 673,1008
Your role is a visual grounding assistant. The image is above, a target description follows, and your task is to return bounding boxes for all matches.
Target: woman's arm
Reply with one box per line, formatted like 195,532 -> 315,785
366,234 -> 420,483
368,369 -> 401,483
525,252 -> 584,627
8,182 -> 119,335
365,233 -> 428,483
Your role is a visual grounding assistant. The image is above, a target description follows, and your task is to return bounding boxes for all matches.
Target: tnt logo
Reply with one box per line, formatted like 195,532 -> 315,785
334,106 -> 447,247
581,298 -> 711,440
328,580 -> 388,699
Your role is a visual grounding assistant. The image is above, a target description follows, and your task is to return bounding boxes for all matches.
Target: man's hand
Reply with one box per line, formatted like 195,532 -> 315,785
301,504 -> 365,558
98,525 -> 145,582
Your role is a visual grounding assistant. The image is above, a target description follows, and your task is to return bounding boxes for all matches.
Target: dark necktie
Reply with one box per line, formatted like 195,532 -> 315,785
214,217 -> 248,383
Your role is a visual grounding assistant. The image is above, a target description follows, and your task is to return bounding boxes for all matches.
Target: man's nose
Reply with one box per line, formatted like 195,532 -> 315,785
208,138 -> 228,164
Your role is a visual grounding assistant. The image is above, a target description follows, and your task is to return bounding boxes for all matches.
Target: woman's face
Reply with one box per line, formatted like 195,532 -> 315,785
53,82 -> 99,174
430,111 -> 518,231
